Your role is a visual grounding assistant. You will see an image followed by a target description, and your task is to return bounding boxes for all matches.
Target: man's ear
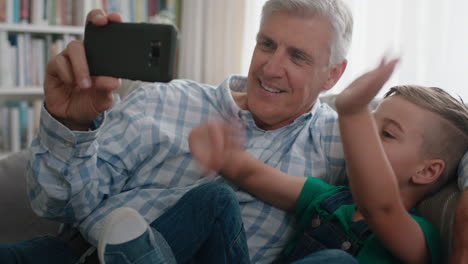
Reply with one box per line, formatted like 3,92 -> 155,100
323,59 -> 347,91
413,159 -> 445,185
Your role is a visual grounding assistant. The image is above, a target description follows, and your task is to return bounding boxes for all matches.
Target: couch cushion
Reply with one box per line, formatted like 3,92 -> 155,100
0,151 -> 60,242
416,181 -> 460,262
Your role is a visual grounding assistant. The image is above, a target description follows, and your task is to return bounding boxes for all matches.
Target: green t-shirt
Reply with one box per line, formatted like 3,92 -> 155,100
284,177 -> 442,264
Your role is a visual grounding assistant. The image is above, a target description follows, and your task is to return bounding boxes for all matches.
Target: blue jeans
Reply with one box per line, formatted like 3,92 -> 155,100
0,235 -> 78,264
292,249 -> 358,264
104,227 -> 176,264
104,182 -> 250,264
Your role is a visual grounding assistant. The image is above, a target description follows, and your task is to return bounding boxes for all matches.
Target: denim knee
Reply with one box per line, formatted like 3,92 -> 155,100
192,183 -> 239,208
292,249 -> 358,264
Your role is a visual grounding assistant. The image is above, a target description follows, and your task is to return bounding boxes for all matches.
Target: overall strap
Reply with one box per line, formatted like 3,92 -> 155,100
282,190 -> 374,263
320,190 -> 373,241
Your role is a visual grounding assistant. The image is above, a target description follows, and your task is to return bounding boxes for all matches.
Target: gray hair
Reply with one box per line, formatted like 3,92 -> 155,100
261,0 -> 353,66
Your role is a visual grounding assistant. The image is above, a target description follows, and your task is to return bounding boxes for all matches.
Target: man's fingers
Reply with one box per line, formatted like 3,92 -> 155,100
91,76 -> 119,113
92,76 -> 120,92
85,9 -> 123,25
108,12 -> 123,23
47,53 -> 75,87
63,40 -> 91,89
86,9 -> 108,25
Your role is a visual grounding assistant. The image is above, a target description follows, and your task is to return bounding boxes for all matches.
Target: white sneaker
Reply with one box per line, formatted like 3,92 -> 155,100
97,207 -> 153,264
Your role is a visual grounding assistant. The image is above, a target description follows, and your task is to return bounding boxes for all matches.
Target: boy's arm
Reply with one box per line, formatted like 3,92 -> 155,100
189,122 -> 306,211
335,58 -> 431,263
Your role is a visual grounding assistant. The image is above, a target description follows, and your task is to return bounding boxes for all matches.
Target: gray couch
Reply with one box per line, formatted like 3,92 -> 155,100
0,150 -> 61,243
0,87 -> 462,262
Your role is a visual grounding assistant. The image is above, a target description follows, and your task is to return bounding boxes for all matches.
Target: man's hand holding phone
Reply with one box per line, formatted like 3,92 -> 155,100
44,10 -> 122,131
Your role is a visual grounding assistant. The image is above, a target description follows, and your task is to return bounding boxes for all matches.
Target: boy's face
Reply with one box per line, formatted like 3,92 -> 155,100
373,96 -> 439,183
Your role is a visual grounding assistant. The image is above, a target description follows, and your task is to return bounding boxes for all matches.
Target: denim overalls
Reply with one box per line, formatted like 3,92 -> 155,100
282,191 -> 372,263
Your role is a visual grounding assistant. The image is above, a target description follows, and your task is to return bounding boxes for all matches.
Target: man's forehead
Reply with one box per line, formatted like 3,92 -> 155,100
257,14 -> 332,57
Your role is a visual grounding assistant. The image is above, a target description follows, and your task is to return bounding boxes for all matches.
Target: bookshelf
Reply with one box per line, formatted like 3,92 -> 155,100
0,0 -> 182,157
0,23 -> 83,34
0,0 -> 84,158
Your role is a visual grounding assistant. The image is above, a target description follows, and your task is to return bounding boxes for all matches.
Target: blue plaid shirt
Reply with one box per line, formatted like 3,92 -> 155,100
27,75 -> 346,263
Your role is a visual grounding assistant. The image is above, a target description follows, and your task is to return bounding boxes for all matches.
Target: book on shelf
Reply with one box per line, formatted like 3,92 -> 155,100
1,0 -> 183,28
0,98 -> 42,152
0,31 -> 76,88
0,31 -> 14,87
0,0 -> 5,22
1,0 -> 88,26
19,0 -> 29,23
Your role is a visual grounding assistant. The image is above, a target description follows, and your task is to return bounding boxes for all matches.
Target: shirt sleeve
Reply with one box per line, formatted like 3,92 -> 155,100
296,177 -> 335,216
26,87 -> 149,223
457,151 -> 468,190
413,215 -> 443,264
314,104 -> 347,186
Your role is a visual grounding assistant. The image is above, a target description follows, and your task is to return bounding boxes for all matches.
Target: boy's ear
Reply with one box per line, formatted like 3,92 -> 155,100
412,159 -> 445,185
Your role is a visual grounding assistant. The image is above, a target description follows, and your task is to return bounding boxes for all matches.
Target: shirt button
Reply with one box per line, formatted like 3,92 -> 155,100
341,241 -> 352,251
64,141 -> 73,147
310,217 -> 321,228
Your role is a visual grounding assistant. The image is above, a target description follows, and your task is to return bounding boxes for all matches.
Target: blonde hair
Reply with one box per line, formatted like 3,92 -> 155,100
384,85 -> 468,192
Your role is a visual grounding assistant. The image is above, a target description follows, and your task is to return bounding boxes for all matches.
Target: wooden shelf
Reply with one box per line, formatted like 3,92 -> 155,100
0,87 -> 43,95
0,23 -> 83,35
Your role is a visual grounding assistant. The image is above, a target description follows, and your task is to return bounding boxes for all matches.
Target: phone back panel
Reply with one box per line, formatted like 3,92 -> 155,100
84,22 -> 177,82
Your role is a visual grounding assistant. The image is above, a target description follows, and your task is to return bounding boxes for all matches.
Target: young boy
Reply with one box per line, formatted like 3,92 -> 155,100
187,58 -> 468,263
98,59 -> 468,263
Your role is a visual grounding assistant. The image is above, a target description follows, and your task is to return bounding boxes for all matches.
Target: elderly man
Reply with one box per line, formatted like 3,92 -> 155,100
26,0 -> 352,263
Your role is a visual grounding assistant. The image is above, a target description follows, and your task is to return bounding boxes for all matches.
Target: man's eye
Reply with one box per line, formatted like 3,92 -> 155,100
382,130 -> 395,139
260,41 -> 274,49
292,53 -> 305,61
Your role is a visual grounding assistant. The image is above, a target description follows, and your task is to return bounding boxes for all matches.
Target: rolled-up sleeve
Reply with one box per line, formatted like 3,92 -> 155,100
26,88 -> 148,223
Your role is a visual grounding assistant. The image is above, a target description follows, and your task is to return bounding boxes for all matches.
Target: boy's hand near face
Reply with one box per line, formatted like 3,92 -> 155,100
189,121 -> 306,211
188,121 -> 245,179
335,58 -> 399,115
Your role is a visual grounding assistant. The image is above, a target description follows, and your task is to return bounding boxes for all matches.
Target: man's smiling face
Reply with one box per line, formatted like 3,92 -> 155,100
245,11 -> 340,130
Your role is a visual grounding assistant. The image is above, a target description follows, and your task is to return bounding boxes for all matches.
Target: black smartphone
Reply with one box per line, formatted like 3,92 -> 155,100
84,22 -> 178,82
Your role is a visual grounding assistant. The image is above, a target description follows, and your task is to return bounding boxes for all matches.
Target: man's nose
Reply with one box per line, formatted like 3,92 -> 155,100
263,51 -> 286,77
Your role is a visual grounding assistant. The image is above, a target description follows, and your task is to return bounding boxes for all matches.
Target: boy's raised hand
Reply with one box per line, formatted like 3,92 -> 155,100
189,121 -> 244,177
44,10 -> 123,131
335,58 -> 399,115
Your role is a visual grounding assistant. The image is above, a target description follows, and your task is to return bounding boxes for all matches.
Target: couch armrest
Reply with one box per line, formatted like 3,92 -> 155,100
0,150 -> 60,242
416,181 -> 460,262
